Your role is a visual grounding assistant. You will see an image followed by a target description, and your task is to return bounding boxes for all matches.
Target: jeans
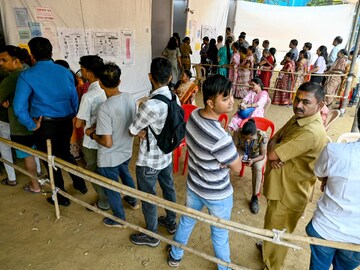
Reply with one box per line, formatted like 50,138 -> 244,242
306,220 -> 360,270
0,121 -> 16,181
136,163 -> 176,233
82,146 -> 109,209
171,188 -> 233,270
97,158 -> 137,220
35,118 -> 86,191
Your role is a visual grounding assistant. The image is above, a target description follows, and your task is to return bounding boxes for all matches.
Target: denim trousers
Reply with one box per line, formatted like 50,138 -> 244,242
97,158 -> 137,220
82,146 -> 109,209
136,163 -> 176,233
0,121 -> 16,181
171,188 -> 233,270
306,220 -> 360,270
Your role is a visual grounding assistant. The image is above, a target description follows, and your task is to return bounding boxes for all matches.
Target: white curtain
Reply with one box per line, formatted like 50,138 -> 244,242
234,1 -> 356,66
186,0 -> 229,64
0,0 -> 152,98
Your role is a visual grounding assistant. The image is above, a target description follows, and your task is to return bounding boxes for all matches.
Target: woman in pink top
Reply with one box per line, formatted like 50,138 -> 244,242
228,78 -> 270,132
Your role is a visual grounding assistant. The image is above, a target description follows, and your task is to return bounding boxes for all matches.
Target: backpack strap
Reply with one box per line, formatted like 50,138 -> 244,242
146,92 -> 175,152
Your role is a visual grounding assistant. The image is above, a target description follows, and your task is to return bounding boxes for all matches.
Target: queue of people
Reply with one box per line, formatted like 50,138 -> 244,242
0,33 -> 359,270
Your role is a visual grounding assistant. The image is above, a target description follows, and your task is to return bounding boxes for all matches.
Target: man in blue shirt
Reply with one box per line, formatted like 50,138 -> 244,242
14,37 -> 87,206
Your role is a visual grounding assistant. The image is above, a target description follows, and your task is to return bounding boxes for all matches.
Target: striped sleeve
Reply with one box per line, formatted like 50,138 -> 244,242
211,134 -> 238,165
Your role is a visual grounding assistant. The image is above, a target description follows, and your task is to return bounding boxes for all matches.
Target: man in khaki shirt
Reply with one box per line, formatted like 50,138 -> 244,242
261,82 -> 327,270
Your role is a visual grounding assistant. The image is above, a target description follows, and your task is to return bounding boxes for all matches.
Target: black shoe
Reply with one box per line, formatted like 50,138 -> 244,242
130,233 -> 160,247
73,185 -> 88,194
168,252 -> 181,267
158,215 -> 177,234
47,196 -> 70,207
256,241 -> 263,253
250,195 -> 259,214
124,196 -> 139,210
348,101 -> 354,107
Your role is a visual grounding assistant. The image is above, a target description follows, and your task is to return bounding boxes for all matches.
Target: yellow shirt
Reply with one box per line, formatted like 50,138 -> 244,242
263,112 -> 326,211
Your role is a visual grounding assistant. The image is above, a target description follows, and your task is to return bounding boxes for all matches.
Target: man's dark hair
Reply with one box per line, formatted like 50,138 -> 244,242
202,74 -> 232,105
79,55 -> 104,77
28,37 -> 52,60
304,42 -> 312,50
298,82 -> 325,103
226,27 -> 231,32
150,57 -> 172,85
290,39 -> 298,46
252,38 -> 259,45
334,36 -> 343,44
203,36 -> 209,42
0,45 -> 32,67
98,62 -> 121,88
217,35 -> 223,42
240,31 -> 246,36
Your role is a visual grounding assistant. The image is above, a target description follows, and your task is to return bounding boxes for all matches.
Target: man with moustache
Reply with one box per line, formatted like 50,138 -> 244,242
260,82 -> 327,270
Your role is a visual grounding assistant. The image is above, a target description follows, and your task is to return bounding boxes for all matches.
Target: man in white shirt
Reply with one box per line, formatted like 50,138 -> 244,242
327,36 -> 343,68
306,142 -> 360,270
75,55 -> 109,210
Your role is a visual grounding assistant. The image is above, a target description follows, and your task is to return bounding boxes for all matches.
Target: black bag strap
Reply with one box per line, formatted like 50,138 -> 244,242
146,92 -> 175,152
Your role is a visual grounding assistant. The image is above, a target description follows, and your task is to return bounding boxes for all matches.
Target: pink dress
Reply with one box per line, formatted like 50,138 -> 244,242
229,52 -> 240,93
228,90 -> 270,131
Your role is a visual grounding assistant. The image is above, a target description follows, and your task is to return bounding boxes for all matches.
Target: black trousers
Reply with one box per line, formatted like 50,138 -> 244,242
35,117 -> 86,191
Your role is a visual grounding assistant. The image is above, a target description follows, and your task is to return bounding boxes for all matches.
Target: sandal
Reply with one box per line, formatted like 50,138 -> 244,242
1,178 -> 18,186
23,184 -> 41,193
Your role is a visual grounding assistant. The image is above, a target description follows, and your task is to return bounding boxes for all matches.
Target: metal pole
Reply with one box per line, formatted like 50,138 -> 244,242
340,23 -> 360,115
347,1 -> 360,51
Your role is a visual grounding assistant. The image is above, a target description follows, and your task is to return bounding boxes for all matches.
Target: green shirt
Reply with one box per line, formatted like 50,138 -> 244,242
0,68 -> 9,122
263,113 -> 326,211
0,68 -> 32,135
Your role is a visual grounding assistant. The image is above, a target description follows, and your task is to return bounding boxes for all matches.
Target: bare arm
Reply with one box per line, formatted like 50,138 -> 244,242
74,117 -> 86,128
228,155 -> 243,173
85,127 -> 112,148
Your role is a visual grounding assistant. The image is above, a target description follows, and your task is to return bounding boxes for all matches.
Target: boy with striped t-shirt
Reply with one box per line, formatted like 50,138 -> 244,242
167,75 -> 243,270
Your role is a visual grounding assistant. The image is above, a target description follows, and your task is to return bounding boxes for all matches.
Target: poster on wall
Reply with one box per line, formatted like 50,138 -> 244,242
92,30 -> 121,58
35,7 -> 54,21
14,8 -> 29,27
201,25 -> 216,40
58,28 -> 91,60
120,30 -> 135,66
18,29 -> 31,41
42,22 -> 61,57
29,22 -> 42,38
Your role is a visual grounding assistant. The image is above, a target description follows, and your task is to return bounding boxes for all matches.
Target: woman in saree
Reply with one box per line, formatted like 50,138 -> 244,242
229,42 -> 241,94
272,52 -> 295,105
175,70 -> 199,105
217,37 -> 232,77
234,46 -> 255,99
323,49 -> 348,106
294,50 -> 309,91
258,47 -> 276,90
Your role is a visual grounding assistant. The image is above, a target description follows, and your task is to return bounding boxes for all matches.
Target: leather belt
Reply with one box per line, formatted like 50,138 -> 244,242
42,115 -> 73,121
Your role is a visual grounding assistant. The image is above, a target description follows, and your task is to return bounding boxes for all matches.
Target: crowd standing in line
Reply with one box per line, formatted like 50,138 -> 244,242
0,28 -> 359,270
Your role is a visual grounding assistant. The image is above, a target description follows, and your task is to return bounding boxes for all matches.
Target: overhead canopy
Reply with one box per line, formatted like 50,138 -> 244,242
0,0 -> 152,98
233,1 -> 356,65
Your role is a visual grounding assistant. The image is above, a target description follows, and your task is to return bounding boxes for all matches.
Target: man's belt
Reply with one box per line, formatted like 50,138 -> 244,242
42,115 -> 73,121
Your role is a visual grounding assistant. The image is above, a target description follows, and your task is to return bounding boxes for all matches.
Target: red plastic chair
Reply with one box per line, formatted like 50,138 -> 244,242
182,113 -> 230,175
173,104 -> 197,173
238,117 -> 275,195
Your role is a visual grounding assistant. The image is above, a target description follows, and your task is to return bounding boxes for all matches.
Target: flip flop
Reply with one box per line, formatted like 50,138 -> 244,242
1,178 -> 18,186
23,184 -> 41,194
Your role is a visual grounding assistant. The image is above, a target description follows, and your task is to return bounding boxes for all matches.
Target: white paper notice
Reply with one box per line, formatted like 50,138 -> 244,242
58,28 -> 91,60
92,30 -> 121,58
35,7 -> 54,21
120,30 -> 135,66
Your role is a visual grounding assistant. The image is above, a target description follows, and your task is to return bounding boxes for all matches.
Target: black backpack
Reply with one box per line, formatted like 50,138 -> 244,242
147,92 -> 186,154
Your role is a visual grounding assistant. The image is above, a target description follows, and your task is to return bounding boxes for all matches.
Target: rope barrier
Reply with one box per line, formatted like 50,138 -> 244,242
1,137 -> 360,269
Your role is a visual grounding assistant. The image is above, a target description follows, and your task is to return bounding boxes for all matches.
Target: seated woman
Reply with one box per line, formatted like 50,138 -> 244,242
228,78 -> 270,132
233,118 -> 268,214
175,70 -> 199,105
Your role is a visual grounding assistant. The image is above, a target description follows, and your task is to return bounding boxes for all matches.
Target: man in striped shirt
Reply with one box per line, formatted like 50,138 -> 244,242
167,75 -> 243,269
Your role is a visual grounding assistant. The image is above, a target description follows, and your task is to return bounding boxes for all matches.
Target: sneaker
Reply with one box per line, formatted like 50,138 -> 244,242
103,217 -> 127,229
250,195 -> 259,214
158,216 -> 177,234
124,196 -> 139,210
347,101 -> 354,107
167,252 -> 181,268
130,233 -> 160,247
